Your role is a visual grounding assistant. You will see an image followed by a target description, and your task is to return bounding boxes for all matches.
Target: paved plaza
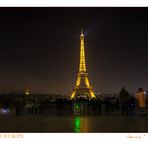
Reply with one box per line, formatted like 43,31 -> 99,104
0,115 -> 148,133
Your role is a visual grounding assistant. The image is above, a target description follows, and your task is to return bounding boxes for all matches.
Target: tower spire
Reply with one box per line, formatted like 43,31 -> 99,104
79,28 -> 86,72
81,28 -> 84,36
70,29 -> 96,99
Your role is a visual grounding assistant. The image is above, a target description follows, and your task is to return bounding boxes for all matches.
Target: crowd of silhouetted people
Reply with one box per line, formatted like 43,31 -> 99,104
0,87 -> 148,117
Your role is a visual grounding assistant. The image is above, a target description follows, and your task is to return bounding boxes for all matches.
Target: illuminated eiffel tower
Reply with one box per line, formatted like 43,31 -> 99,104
70,29 -> 96,99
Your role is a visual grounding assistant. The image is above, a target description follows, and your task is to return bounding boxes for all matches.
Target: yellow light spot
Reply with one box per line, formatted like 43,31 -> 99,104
25,89 -> 29,95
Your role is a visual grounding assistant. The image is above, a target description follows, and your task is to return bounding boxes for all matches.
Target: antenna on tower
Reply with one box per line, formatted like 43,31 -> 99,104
81,28 -> 84,36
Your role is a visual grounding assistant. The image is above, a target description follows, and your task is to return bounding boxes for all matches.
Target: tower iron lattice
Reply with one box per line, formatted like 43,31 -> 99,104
70,29 -> 96,99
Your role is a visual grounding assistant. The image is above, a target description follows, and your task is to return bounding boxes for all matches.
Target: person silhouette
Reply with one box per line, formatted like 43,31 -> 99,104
119,87 -> 130,116
135,88 -> 146,117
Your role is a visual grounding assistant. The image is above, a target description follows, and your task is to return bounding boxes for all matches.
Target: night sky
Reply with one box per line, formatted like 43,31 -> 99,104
0,7 -> 148,94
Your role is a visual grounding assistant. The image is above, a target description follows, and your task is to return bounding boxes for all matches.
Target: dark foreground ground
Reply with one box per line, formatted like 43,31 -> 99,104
0,115 -> 148,133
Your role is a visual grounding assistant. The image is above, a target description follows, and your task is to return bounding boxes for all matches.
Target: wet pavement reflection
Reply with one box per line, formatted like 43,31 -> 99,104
73,116 -> 89,132
74,117 -> 81,132
0,116 -> 148,132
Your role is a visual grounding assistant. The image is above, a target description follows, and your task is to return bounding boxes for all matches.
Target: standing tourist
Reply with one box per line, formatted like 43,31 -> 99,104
119,87 -> 130,115
135,88 -> 146,116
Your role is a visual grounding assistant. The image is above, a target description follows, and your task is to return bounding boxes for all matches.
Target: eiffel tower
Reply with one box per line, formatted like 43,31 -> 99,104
70,29 -> 96,99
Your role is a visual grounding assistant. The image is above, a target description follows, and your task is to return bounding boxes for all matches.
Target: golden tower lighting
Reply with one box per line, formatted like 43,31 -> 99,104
70,29 -> 96,99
